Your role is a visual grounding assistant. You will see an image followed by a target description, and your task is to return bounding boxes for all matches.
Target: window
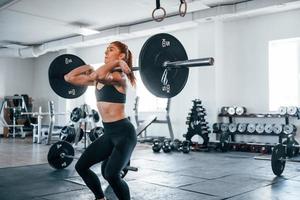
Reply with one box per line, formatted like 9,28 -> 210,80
269,38 -> 300,111
136,72 -> 168,112
84,63 -> 102,111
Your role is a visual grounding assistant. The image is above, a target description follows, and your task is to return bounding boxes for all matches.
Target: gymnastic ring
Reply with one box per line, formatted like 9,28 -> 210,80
152,7 -> 166,22
179,0 -> 187,17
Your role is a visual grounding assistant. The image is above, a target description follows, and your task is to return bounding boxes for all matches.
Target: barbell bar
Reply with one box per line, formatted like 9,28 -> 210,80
48,33 -> 214,99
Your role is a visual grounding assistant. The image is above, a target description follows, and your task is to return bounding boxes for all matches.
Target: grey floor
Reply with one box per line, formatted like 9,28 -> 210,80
1,137 -> 300,200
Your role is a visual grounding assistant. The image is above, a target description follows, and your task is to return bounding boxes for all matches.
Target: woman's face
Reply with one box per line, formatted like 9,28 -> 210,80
104,44 -> 125,64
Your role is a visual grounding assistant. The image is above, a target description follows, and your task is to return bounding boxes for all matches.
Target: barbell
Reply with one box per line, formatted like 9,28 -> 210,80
47,140 -> 138,178
254,140 -> 300,176
48,33 -> 214,99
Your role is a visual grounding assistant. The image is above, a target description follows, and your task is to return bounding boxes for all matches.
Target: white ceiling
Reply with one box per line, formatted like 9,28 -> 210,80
0,0 -> 299,56
0,0 -> 249,46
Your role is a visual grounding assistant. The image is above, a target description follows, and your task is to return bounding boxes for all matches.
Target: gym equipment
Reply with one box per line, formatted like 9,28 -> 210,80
0,95 -> 32,138
184,99 -> 210,148
255,123 -> 265,134
172,139 -> 182,151
255,138 -> 300,176
88,126 -> 104,142
70,107 -> 100,123
278,106 -> 287,115
247,123 -> 256,133
152,139 -> 162,152
283,139 -> 299,157
49,54 -> 87,99
287,106 -> 298,115
264,124 -> 273,134
162,139 -> 172,153
228,123 -> 237,133
237,123 -> 247,133
59,125 -> 76,143
47,140 -> 137,177
179,0 -> 187,17
152,0 -> 187,22
48,141 -> 75,169
152,0 -> 166,22
273,124 -> 283,134
134,98 -> 174,141
21,101 -> 67,144
182,140 -> 191,153
235,106 -> 247,115
271,142 -> 300,176
48,112 -> 159,178
59,125 -> 84,143
48,33 -> 214,99
227,107 -> 236,115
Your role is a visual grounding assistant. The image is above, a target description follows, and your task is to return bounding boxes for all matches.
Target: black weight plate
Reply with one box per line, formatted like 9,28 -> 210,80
89,126 -> 104,142
48,54 -> 87,99
139,33 -> 188,98
92,109 -> 100,122
47,141 -> 74,169
219,132 -> 230,152
59,126 -> 76,143
271,144 -> 286,176
120,160 -> 130,178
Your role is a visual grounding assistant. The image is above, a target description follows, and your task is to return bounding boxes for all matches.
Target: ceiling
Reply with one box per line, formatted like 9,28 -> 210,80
0,0 -> 299,57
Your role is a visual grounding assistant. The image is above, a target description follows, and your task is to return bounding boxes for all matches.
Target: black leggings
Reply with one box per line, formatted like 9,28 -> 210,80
75,118 -> 137,200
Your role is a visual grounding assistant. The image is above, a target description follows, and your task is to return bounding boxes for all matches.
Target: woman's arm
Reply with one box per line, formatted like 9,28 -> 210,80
90,60 -> 130,86
64,65 -> 95,86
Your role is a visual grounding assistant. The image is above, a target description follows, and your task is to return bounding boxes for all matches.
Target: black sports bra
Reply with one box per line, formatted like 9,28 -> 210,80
95,83 -> 126,103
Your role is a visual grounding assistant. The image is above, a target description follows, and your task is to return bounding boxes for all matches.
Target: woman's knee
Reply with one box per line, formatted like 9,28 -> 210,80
103,170 -> 120,183
75,161 -> 86,175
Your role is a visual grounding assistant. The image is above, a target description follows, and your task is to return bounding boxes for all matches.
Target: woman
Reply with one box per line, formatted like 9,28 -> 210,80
64,41 -> 137,200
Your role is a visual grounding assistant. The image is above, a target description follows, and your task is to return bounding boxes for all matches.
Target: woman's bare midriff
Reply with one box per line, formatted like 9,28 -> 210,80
97,101 -> 126,122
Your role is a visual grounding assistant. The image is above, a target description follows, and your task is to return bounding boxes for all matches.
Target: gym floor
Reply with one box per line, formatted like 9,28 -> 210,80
1,137 -> 300,200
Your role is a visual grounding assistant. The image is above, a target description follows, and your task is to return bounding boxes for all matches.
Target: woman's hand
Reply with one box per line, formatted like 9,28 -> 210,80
119,60 -> 131,75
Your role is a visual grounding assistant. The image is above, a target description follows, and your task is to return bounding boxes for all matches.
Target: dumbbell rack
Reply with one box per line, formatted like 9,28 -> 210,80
183,99 -> 210,149
215,110 -> 299,153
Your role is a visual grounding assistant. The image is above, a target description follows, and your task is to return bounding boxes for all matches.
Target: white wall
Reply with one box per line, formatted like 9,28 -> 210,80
0,57 -> 34,97
222,9 -> 300,112
220,9 -> 300,142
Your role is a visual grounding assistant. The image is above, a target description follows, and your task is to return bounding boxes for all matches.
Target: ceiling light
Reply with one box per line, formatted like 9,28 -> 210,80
78,27 -> 100,36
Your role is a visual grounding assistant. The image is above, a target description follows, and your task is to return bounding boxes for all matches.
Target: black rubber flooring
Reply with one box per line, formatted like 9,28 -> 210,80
1,147 -> 300,200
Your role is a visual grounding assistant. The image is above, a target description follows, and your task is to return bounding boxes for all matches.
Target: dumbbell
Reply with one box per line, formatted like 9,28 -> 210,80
172,139 -> 182,151
182,140 -> 191,153
162,139 -> 172,153
152,139 -> 163,152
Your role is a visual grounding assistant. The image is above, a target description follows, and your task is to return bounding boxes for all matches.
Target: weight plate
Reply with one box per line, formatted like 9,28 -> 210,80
273,124 -> 283,134
235,106 -> 246,115
271,144 -> 286,176
227,107 -> 236,115
237,123 -> 247,133
264,124 -> 273,134
228,123 -> 237,133
139,33 -> 189,98
255,123 -> 265,134
47,141 -> 74,169
247,123 -> 256,133
49,54 -> 87,99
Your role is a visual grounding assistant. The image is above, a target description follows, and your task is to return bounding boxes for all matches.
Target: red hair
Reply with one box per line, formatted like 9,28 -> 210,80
110,41 -> 136,87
